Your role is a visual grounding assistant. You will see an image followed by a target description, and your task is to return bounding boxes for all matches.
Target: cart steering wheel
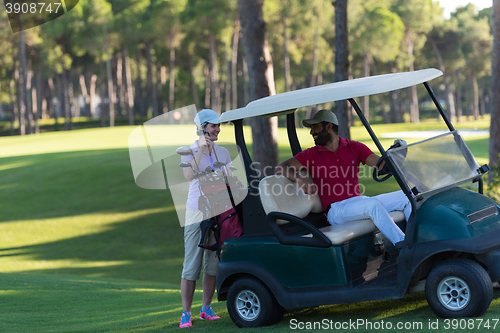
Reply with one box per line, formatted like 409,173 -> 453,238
372,139 -> 407,183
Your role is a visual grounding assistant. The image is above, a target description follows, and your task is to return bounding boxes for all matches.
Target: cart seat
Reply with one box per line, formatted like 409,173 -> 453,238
259,174 -> 406,245
259,174 -> 323,225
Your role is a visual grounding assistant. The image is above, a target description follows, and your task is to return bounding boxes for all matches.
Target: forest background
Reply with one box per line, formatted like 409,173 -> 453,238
0,0 -> 493,133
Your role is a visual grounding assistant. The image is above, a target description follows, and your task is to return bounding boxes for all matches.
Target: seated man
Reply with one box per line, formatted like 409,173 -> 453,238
275,109 -> 411,247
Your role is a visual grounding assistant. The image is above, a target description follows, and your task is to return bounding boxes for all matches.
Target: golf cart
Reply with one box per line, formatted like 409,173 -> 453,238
215,68 -> 500,327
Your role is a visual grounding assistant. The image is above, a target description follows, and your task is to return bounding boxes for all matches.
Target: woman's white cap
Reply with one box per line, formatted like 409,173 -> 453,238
194,109 -> 220,127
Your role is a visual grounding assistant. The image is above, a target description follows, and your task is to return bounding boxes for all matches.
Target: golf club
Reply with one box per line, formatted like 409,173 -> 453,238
176,146 -> 200,171
179,162 -> 195,172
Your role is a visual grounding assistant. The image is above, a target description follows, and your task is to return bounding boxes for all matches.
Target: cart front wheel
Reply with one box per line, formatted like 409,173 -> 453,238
227,277 -> 284,327
425,259 -> 492,318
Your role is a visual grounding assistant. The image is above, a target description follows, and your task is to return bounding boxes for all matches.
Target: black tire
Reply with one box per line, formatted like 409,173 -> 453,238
227,277 -> 284,328
425,259 -> 492,318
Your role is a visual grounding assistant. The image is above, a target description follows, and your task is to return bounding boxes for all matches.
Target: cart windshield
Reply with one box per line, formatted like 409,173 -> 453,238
387,131 -> 481,197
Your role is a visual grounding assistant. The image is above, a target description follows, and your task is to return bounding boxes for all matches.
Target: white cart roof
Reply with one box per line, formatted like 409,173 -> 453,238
219,68 -> 443,123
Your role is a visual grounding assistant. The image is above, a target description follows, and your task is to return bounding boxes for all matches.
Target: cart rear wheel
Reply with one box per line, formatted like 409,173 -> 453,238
425,259 -> 492,318
227,277 -> 284,327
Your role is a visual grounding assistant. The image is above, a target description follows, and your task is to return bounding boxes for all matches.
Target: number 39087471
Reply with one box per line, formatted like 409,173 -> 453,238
5,2 -> 62,14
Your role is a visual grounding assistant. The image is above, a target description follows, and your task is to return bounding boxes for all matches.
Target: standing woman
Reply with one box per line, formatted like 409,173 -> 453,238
179,109 -> 231,328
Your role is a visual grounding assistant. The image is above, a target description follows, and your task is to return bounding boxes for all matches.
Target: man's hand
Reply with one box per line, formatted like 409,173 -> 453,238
297,176 -> 318,195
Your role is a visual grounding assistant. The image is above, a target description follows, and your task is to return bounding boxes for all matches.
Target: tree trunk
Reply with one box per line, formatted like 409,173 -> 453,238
188,54 -> 199,109
32,76 -> 39,134
62,66 -> 72,131
490,0 -> 500,183
157,63 -> 165,114
41,97 -> 47,120
406,32 -> 419,123
310,19 -> 319,88
243,57 -> 249,105
56,74 -> 64,129
89,74 -> 97,118
238,0 -> 278,177
429,38 -> 456,122
334,0 -> 350,139
283,16 -> 291,92
305,18 -> 320,119
146,41 -> 158,118
136,49 -> 146,117
455,70 -> 463,122
34,70 -> 42,128
99,62 -> 106,127
116,53 -> 125,117
79,74 -> 90,117
376,94 -> 386,124
104,25 -> 115,126
18,29 -> 27,135
387,63 -> 399,123
480,80 -> 486,117
231,15 -> 240,109
124,46 -> 134,124
471,71 -> 479,120
69,78 -> 76,119
465,78 -> 472,121
26,70 -> 34,134
362,52 -> 371,120
48,77 -> 57,130
9,74 -> 17,136
204,65 -> 211,108
225,42 -> 231,112
169,40 -> 175,112
40,77 -> 47,120
209,33 -> 221,114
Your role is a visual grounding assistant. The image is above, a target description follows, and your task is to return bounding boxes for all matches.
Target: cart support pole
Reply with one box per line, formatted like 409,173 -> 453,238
287,112 -> 302,156
349,97 -> 417,250
233,119 -> 259,189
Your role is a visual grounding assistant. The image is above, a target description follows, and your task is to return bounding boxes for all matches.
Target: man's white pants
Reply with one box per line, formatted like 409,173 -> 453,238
326,190 -> 411,244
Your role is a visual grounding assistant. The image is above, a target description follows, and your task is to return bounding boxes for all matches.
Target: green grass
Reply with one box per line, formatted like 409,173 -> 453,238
0,117 -> 495,332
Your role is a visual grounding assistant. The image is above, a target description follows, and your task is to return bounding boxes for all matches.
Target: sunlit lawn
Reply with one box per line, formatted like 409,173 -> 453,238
0,116 -> 494,332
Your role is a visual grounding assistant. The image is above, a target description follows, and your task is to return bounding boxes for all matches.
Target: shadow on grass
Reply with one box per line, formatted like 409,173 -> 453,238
0,149 -> 175,221
0,209 -> 185,283
0,148 -> 189,283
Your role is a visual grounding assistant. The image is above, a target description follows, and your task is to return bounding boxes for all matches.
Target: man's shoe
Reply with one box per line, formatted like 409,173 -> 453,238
200,305 -> 221,320
179,310 -> 192,328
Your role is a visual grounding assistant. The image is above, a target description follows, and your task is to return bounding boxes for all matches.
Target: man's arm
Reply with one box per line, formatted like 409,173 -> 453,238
275,157 -> 318,194
365,153 -> 382,169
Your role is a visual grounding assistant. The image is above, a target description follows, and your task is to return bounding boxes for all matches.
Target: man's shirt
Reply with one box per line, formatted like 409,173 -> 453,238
294,137 -> 373,211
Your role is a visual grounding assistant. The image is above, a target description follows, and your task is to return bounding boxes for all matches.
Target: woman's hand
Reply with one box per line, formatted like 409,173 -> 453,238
198,128 -> 213,151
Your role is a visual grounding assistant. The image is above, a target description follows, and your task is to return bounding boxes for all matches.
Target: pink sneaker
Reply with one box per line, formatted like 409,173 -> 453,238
179,310 -> 192,328
200,305 -> 220,320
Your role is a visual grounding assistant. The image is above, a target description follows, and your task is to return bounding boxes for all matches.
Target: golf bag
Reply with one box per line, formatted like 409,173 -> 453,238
198,174 -> 243,257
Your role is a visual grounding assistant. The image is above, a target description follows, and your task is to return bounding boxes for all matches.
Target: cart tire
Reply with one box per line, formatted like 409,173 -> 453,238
227,277 -> 284,327
425,259 -> 492,318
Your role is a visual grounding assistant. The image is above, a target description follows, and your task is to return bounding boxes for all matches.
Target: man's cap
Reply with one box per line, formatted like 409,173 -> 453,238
302,109 -> 339,127
194,109 -> 220,127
